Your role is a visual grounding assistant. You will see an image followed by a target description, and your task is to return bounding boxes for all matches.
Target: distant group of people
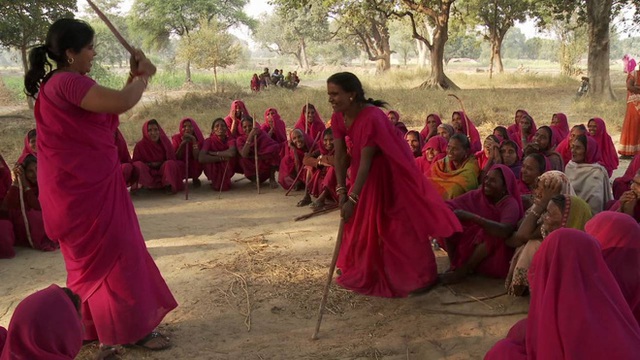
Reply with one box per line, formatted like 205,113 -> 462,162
251,67 -> 300,91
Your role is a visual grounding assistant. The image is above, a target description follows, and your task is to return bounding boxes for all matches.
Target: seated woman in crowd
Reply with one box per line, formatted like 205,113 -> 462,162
237,117 -> 281,189
405,130 -> 423,158
505,174 -> 590,296
486,229 -> 640,360
451,111 -> 481,152
588,117 -> 619,177
225,100 -> 253,137
437,123 -> 455,142
499,140 -> 522,178
416,135 -> 447,178
419,113 -> 442,140
586,212 -> 640,324
566,134 -> 613,213
556,124 -> 587,165
513,113 -> 537,150
0,154 -> 14,259
250,74 -> 260,92
3,155 -> 58,252
18,129 -> 37,163
294,104 -> 325,141
300,128 -> 336,209
262,108 -> 288,146
387,110 -> 408,135
476,135 -> 502,179
611,168 -> 640,222
524,125 -> 564,171
517,153 -> 547,207
439,165 -> 523,284
171,118 -> 204,187
613,154 -> 640,199
506,109 -> 528,140
550,112 -> 569,140
493,126 -> 511,142
279,129 -> 314,197
115,129 -> 138,187
132,119 -> 183,194
199,118 -> 238,191
429,134 -> 480,200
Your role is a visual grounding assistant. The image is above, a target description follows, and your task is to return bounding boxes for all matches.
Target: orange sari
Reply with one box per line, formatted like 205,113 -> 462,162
620,71 -> 640,156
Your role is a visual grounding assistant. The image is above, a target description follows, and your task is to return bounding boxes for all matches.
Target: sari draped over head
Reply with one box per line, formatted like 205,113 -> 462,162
0,285 -> 82,360
278,129 -> 314,189
445,164 -> 524,278
566,136 -> 612,213
237,126 -> 281,180
171,117 -> 205,179
404,130 -> 424,158
550,113 -> 569,140
453,111 -> 482,153
613,155 -> 640,199
132,120 -> 183,192
419,113 -> 442,140
17,129 -> 36,164
507,109 -> 528,139
513,114 -> 537,149
437,123 -> 455,140
499,140 -> 522,179
487,229 -> 640,360
476,135 -> 500,170
0,155 -> 12,201
429,156 -> 480,200
201,130 -> 237,191
586,211 -> 640,325
331,106 -> 461,298
294,104 -> 326,141
387,110 -> 408,135
416,136 -> 447,177
225,100 -> 253,136
133,120 -> 177,163
261,108 -> 288,144
305,128 -> 336,198
535,126 -> 564,171
589,117 -> 619,177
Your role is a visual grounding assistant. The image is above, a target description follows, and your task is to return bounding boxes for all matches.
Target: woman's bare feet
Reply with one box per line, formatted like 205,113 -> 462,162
131,331 -> 171,351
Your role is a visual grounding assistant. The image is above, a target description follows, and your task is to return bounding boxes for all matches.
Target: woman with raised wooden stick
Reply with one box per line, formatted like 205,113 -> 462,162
327,72 -> 461,297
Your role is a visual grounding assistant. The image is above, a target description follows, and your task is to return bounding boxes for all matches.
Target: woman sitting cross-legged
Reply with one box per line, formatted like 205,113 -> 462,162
199,118 -> 238,191
171,117 -> 204,187
415,135 -> 447,178
278,129 -> 314,195
428,133 -> 480,200
610,168 -> 640,222
301,128 -> 336,209
439,164 -> 524,284
237,116 -> 281,189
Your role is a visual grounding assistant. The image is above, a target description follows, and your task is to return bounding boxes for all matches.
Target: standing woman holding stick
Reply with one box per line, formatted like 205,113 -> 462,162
24,18 -> 176,352
327,72 -> 462,297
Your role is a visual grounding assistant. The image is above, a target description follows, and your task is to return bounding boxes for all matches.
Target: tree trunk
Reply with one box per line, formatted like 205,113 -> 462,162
20,46 -> 34,109
489,42 -> 495,79
494,36 -> 504,73
376,52 -> 391,73
185,59 -> 192,83
419,26 -> 459,90
416,40 -> 428,68
213,66 -> 218,93
586,0 -> 615,100
300,37 -> 310,70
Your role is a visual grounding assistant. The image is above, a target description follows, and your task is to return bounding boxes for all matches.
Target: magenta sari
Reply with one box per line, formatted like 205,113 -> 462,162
0,155 -> 13,259
453,111 -> 482,153
306,130 -> 334,198
613,154 -> 640,199
278,130 -> 314,189
416,136 -> 447,177
115,129 -> 137,186
261,108 -> 288,145
551,113 -> 570,140
224,100 -> 255,136
202,133 -> 237,191
589,117 -> 619,177
506,109 -> 528,140
17,130 -> 37,164
35,72 -> 176,345
237,128 -> 281,181
332,108 -> 462,298
294,104 -> 326,141
419,113 -> 442,140
387,110 -> 408,135
171,117 -> 205,181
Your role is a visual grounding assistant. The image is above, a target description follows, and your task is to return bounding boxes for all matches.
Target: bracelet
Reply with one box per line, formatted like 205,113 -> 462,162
134,76 -> 149,88
192,145 -> 199,150
336,186 -> 347,194
348,195 -> 358,204
529,207 -> 542,218
348,192 -> 359,204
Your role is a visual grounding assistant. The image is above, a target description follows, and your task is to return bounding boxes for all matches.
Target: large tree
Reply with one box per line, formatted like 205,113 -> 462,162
130,0 -> 253,82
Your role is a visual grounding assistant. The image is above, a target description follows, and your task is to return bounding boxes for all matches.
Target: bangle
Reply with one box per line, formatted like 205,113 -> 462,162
192,145 -> 199,150
348,192 -> 359,204
529,207 -> 542,218
336,186 -> 347,194
134,76 -> 149,88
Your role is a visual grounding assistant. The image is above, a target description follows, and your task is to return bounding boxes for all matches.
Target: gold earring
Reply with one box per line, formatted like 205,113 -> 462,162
67,57 -> 75,64
349,97 -> 353,101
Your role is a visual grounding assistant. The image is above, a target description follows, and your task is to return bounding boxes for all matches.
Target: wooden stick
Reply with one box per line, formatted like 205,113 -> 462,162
218,161 -> 229,199
86,0 -> 135,55
285,131 -> 323,196
447,94 -> 470,140
441,292 -> 507,306
312,218 -> 345,340
185,144 -> 189,200
16,177 -> 33,248
294,205 -> 339,222
422,308 -> 528,317
305,99 -> 309,135
253,114 -> 260,194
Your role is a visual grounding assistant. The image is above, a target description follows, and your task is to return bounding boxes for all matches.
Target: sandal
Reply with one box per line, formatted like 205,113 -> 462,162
309,200 -> 325,209
297,197 -> 312,207
131,331 -> 171,351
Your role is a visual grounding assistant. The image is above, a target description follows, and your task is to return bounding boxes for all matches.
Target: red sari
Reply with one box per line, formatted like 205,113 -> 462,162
485,229 -> 640,360
620,70 -> 640,157
201,133 -> 237,191
36,72 -> 176,345
0,155 -> 13,259
419,113 -> 442,140
513,114 -> 537,150
387,110 -> 408,135
589,117 -> 619,177
304,131 -> 335,198
115,129 -> 137,186
17,131 -> 36,164
445,165 -> 523,278
332,107 -> 462,298
278,130 -> 313,189
261,108 -> 288,145
586,211 -> 640,324
132,120 -> 184,193
224,100 -> 255,137
506,109 -> 528,140
236,128 -> 281,181
171,117 -> 204,181
294,105 -> 326,141
551,113 -> 569,140
453,111 -> 482,153
416,136 -> 447,178
613,154 -> 640,199
0,285 -> 82,360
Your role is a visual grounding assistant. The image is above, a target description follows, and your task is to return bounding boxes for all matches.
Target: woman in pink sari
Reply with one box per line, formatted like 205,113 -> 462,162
506,109 -> 528,140
225,100 -> 253,137
278,128 -> 314,195
451,111 -> 482,153
613,154 -> 640,199
610,168 -> 640,221
476,135 -> 502,178
405,130 -> 423,158
588,117 -> 619,177
132,119 -> 184,194
261,107 -> 288,146
199,118 -> 238,191
440,165 -> 523,284
327,72 -> 461,297
17,129 -> 37,163
586,212 -> 640,324
294,104 -> 326,141
550,112 -> 569,140
485,229 -> 640,360
493,126 -> 511,142
415,135 -> 447,177
237,117 -> 281,188
171,117 -> 204,187
513,114 -> 537,150
115,129 -> 137,187
556,124 -> 587,165
387,110 -> 408,135
499,140 -> 522,178
419,113 -> 442,140
302,128 -> 336,209
517,153 -> 547,201
25,18 -> 176,350
0,154 -> 14,259
524,125 -> 563,171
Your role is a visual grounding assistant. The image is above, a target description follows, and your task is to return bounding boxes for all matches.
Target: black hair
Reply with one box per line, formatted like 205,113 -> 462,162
449,133 -> 471,150
525,153 -> 546,174
486,134 -> 500,143
326,72 -> 388,108
575,134 -> 588,150
147,119 -> 159,127
572,124 -> 587,133
550,194 -> 567,212
212,117 -> 226,128
406,130 -> 421,140
27,129 -> 37,140
241,115 -> 254,124
61,287 -> 82,312
25,18 -> 95,98
537,126 -> 554,150
22,154 -> 37,168
323,128 -> 333,137
493,126 -> 509,141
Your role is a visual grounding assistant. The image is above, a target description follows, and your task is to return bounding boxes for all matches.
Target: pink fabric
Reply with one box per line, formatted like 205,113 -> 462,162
132,120 -> 183,192
237,128 -> 281,181
224,100 -> 254,136
513,114 -> 537,149
35,72 -> 177,345
419,114 -> 442,140
0,285 -> 82,360
404,130 -> 424,158
261,108 -> 288,144
0,156 -> 11,202
586,211 -> 640,324
386,110 -> 408,134
445,165 -> 523,277
332,108 -> 462,297
115,130 -> 137,186
551,113 -> 569,140
584,135 -> 604,165
202,134 -> 237,191
453,111 -> 482,153
307,132 -> 335,197
613,154 -> 640,198
294,104 -> 326,141
499,140 -> 522,179
416,136 -> 447,177
506,109 -> 528,141
17,131 -> 36,164
278,130 -> 313,189
0,219 -> 15,259
171,118 -> 204,180
589,117 -> 619,177
556,136 -> 572,165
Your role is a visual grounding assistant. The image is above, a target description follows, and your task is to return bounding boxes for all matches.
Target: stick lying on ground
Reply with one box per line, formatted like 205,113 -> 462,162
294,204 -> 339,222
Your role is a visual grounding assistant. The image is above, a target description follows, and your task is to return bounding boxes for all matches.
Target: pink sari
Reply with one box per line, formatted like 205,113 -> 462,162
332,107 -> 462,298
486,229 -> 640,360
506,109 -> 528,140
237,128 -> 281,181
453,111 -> 482,153
132,120 -> 184,193
294,104 -> 326,141
0,285 -> 82,360
201,133 -> 237,191
224,100 -> 255,136
17,130 -> 36,164
419,113 -> 442,140
513,114 -> 537,150
278,130 -> 313,189
0,155 -> 13,258
261,108 -> 288,145
35,72 -> 176,345
586,211 -> 640,325
416,136 -> 447,177
589,117 -> 619,177
387,110 -> 408,135
115,129 -> 137,186
551,112 -> 569,140
613,154 -> 640,199
171,117 -> 204,181
445,165 -> 523,278
305,130 -> 335,198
